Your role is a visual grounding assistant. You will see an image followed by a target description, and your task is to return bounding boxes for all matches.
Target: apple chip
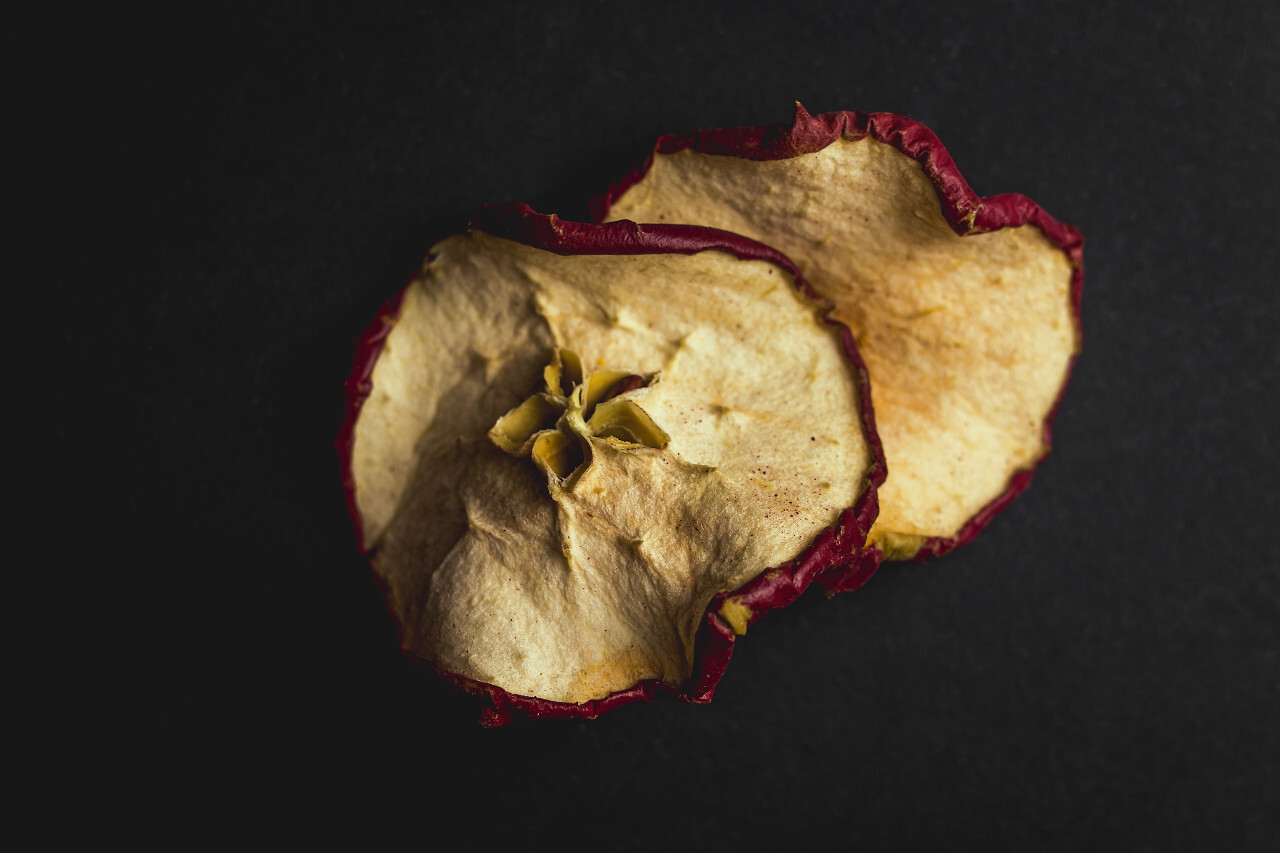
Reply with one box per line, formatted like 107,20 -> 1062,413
341,205 -> 883,723
598,106 -> 1082,575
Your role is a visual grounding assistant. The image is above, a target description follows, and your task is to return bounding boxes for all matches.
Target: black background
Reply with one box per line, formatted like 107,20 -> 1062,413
111,1 -> 1279,847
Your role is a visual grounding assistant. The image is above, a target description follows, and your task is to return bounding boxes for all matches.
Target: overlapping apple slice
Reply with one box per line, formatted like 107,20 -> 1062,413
597,106 -> 1082,581
341,204 -> 883,724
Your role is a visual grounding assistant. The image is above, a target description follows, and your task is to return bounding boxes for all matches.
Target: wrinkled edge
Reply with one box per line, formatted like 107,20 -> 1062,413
434,611 -> 737,727
593,104 -> 1083,569
339,203 -> 885,725
338,285 -> 410,555
472,202 -> 813,293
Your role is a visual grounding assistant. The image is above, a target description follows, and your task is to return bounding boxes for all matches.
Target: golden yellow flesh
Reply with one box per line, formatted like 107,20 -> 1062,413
607,136 -> 1077,550
350,233 -> 872,703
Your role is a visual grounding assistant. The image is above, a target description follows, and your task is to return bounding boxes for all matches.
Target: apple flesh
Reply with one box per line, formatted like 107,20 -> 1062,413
598,105 -> 1082,579
340,204 -> 884,724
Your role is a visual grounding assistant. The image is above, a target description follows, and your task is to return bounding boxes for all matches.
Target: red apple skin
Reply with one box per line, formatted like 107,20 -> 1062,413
594,106 -> 1083,584
338,285 -> 408,557
338,204 -> 886,725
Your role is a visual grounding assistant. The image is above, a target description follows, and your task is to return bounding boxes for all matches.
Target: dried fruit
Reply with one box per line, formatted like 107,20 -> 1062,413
597,106 -> 1082,579
340,204 -> 883,724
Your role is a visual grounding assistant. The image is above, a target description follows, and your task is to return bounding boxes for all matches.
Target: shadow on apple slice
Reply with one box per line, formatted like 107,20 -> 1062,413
339,204 -> 884,725
596,105 -> 1083,584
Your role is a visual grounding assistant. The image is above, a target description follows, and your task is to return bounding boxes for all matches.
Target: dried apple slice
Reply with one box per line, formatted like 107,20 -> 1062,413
340,204 -> 884,724
597,106 -> 1082,579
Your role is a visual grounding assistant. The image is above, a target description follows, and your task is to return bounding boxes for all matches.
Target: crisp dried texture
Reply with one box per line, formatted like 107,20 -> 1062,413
344,205 -> 881,712
600,106 -> 1082,564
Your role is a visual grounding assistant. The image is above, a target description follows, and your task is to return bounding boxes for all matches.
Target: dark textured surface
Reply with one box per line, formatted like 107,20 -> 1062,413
118,1 -> 1277,847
